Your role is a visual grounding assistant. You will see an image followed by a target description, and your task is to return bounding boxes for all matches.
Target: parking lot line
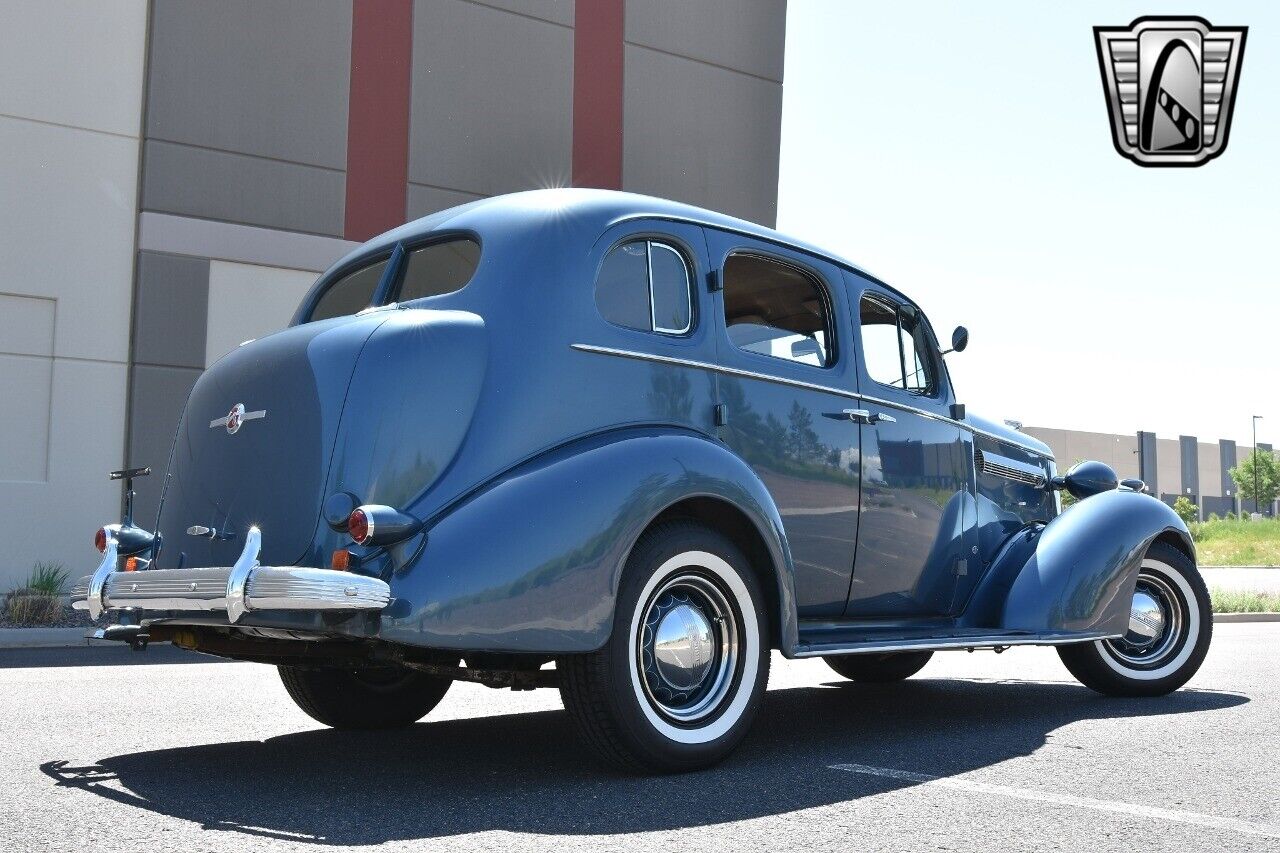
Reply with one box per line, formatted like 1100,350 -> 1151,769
828,763 -> 1280,840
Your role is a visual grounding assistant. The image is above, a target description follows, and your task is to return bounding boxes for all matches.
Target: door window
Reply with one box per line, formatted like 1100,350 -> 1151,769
859,295 -> 936,394
721,254 -> 833,367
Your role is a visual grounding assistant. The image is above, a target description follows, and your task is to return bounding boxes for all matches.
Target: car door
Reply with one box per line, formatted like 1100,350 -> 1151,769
844,274 -> 976,618
705,230 -> 861,618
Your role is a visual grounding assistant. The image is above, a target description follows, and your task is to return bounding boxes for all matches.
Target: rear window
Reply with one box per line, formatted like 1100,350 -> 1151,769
397,238 -> 481,302
594,239 -> 693,335
309,259 -> 388,322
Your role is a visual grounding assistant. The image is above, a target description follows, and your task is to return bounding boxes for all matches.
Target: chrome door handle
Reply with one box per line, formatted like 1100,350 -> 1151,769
842,409 -> 896,425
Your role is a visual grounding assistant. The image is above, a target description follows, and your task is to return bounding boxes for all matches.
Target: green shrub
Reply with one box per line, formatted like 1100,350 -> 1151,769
26,562 -> 69,596
1172,496 -> 1199,526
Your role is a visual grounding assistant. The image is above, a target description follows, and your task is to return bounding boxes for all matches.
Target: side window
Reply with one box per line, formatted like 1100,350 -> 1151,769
595,239 -> 692,335
859,294 -> 936,394
397,238 -> 481,302
722,253 -> 832,367
309,259 -> 388,322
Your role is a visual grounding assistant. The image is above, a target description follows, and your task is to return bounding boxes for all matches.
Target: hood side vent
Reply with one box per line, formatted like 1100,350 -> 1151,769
977,449 -> 1047,489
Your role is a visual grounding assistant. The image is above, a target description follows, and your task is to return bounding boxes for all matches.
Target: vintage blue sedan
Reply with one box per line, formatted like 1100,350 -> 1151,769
75,190 -> 1211,771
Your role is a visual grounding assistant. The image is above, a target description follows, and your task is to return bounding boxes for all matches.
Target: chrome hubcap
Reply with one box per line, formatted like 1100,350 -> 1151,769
637,573 -> 739,723
653,603 -> 716,690
1103,571 -> 1185,667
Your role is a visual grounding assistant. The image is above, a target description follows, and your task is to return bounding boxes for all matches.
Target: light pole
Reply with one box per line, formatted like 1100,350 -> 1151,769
1253,415 -> 1264,516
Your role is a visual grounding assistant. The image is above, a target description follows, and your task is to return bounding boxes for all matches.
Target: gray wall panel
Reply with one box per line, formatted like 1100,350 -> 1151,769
127,364 -> 202,524
468,0 -> 573,27
406,183 -> 485,219
623,44 -> 782,226
1179,435 -> 1199,499
142,140 -> 346,236
625,0 -> 787,81
146,0 -> 352,170
133,252 -> 210,370
409,0 -> 572,196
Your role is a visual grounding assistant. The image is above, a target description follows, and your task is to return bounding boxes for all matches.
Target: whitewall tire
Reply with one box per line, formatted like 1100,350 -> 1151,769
559,521 -> 770,772
1057,541 -> 1211,697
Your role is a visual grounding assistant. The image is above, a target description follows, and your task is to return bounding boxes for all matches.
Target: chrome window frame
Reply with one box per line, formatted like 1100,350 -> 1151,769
647,241 -> 693,335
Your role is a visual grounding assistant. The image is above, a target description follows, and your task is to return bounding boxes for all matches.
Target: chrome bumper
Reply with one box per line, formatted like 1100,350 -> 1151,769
71,526 -> 390,623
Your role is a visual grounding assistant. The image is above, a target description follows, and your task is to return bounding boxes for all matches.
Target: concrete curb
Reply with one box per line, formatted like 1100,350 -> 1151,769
0,628 -> 93,649
1213,612 -> 1280,623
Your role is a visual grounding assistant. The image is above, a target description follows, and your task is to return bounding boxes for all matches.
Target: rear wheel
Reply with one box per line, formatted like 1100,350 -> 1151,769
558,521 -> 770,773
824,651 -> 933,683
1057,541 -> 1211,697
278,664 -> 454,729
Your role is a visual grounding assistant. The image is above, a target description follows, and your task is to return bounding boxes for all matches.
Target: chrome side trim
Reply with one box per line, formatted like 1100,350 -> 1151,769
648,241 -> 692,335
794,631 -> 1116,658
570,343 -> 1054,459
976,449 -> 1048,488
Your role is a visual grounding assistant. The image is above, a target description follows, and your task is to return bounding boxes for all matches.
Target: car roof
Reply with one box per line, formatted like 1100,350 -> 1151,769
326,188 -> 913,305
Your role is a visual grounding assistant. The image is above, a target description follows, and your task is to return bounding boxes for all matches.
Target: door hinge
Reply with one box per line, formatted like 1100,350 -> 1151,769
954,558 -> 969,576
714,403 -> 728,426
707,269 -> 722,292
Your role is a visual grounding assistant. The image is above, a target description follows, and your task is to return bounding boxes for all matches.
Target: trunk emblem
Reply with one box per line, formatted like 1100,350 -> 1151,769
210,403 -> 266,435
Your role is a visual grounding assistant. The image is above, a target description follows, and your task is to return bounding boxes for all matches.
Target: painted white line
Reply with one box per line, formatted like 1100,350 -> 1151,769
828,763 -> 1280,840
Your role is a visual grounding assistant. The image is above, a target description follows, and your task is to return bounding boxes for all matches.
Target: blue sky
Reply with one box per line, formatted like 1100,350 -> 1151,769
778,2 -> 1277,446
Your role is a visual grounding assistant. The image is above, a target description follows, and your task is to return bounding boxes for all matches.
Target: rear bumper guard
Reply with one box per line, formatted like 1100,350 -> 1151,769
71,526 -> 390,623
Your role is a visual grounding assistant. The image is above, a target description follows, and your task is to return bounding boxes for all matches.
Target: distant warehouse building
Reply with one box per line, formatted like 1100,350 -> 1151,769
1025,427 -> 1276,518
0,0 -> 788,587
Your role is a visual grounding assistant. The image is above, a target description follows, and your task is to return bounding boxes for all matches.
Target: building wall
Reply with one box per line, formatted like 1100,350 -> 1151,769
0,0 -> 786,588
0,1 -> 149,588
1021,428 -> 1139,479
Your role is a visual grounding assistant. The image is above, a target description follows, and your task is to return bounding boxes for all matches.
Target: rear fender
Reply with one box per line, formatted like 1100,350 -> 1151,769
962,489 -> 1193,635
378,427 -> 795,653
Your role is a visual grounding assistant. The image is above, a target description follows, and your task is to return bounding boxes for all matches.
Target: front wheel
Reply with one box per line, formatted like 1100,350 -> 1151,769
558,521 -> 770,773
1057,541 -> 1211,697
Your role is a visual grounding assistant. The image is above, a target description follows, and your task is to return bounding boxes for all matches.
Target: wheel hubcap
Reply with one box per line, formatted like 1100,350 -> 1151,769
637,573 -> 739,723
653,603 -> 716,690
1103,571 -> 1185,667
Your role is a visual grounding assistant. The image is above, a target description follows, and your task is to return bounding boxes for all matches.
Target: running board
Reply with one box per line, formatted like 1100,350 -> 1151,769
793,630 -> 1116,658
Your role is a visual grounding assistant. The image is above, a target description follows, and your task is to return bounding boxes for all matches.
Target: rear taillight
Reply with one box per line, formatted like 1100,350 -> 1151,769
94,527 -> 107,554
348,509 -> 371,545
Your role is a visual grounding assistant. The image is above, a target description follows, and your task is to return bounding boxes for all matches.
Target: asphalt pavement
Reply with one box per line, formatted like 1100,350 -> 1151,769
2,624 -> 1276,852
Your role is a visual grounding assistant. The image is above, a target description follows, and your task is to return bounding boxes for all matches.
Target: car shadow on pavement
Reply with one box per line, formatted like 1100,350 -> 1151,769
40,678 -> 1246,845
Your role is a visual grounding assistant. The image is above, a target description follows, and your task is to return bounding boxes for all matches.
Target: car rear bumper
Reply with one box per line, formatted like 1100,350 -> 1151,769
71,526 -> 390,624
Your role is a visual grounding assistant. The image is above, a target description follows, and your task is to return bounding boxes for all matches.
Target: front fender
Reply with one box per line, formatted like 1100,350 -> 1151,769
963,490 -> 1193,635
377,427 -> 795,653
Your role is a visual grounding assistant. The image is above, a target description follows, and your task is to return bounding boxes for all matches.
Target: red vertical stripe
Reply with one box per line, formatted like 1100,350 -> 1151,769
572,0 -> 625,189
344,0 -> 414,241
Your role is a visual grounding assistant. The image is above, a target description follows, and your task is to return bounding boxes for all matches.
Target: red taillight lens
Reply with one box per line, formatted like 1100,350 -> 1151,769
348,509 -> 370,545
94,527 -> 107,554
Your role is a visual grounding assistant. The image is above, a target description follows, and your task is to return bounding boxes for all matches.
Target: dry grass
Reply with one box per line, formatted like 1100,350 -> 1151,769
1211,588 -> 1280,614
3,589 -> 64,626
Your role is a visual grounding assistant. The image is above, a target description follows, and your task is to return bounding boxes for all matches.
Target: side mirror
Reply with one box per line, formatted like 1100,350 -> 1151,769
1052,460 -> 1119,501
950,326 -> 969,353
791,338 -> 821,359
